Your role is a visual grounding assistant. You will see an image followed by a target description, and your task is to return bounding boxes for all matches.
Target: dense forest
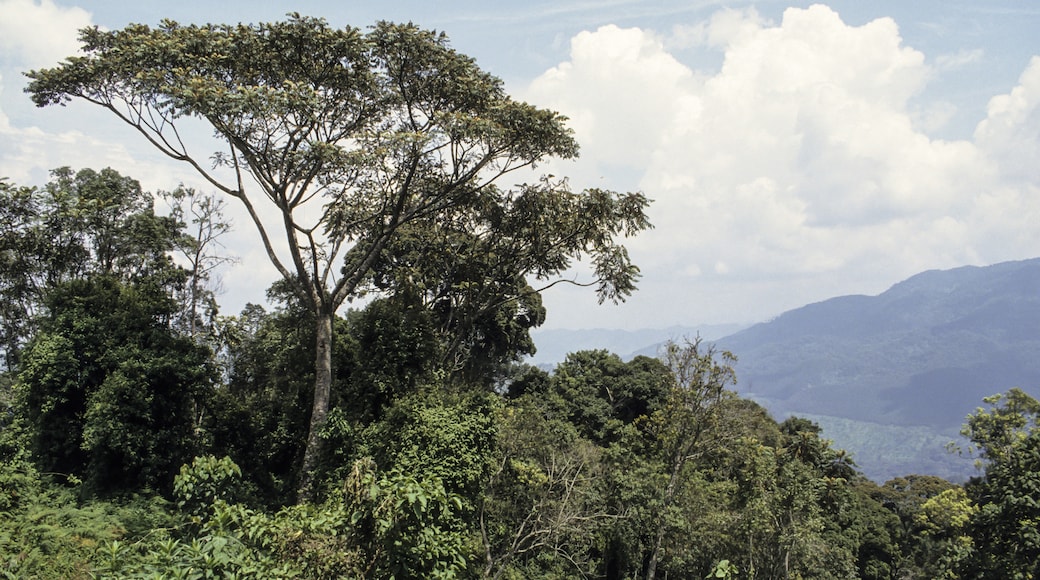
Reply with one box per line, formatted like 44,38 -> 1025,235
3,15 -> 1039,579
2,169 -> 1039,579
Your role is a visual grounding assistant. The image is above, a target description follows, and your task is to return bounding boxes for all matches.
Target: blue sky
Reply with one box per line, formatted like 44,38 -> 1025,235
2,1 -> 1039,329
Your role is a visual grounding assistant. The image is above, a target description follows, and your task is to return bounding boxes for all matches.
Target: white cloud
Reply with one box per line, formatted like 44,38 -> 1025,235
975,56 -> 1040,182
669,7 -> 767,51
525,4 -> 1040,327
0,0 -> 91,68
527,23 -> 700,189
0,0 -> 274,313
0,0 -> 97,183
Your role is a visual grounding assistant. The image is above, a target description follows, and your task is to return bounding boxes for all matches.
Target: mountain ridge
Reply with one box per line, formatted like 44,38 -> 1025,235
714,257 -> 1040,481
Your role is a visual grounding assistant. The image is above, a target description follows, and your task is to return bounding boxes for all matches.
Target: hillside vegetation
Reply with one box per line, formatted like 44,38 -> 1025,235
714,259 -> 1040,482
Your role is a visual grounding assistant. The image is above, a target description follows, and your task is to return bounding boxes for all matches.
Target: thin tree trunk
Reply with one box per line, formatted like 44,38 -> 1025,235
297,309 -> 334,503
646,446 -> 685,580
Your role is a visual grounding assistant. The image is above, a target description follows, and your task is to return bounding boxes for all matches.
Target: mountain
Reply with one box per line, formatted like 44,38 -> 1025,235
528,324 -> 746,367
714,258 -> 1040,482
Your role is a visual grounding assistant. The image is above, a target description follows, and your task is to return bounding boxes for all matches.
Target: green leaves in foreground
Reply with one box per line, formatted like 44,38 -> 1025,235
95,457 -> 467,579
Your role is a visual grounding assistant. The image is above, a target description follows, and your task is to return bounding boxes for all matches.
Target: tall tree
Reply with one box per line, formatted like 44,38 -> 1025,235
0,168 -> 183,370
644,339 -> 737,580
27,16 -> 651,501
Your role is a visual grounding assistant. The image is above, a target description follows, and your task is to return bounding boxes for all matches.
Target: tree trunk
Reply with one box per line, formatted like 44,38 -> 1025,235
297,309 -> 334,503
646,446 -> 685,580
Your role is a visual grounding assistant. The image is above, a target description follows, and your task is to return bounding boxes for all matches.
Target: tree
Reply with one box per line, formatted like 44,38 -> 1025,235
18,275 -> 215,495
914,487 -> 976,578
0,178 -> 40,371
725,419 -> 862,580
865,474 -> 959,576
164,186 -> 238,341
958,388 -> 1040,579
965,430 -> 1040,579
28,16 -> 651,501
481,389 -> 612,579
552,350 -> 672,445
960,387 -> 1040,467
644,339 -> 737,580
0,168 -> 183,370
0,168 -> 203,496
204,298 -> 331,504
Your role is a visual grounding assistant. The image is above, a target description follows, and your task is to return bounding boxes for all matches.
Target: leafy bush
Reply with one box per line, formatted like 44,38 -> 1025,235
174,455 -> 243,518
95,457 -> 469,579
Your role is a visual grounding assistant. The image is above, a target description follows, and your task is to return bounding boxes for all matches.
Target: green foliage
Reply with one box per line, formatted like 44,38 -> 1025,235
961,387 -> 1040,465
708,559 -> 737,579
98,458 -> 468,579
0,462 -> 174,579
337,297 -> 442,423
18,275 -> 215,496
174,456 -> 244,518
482,392 -> 611,578
12,329 -> 1040,579
551,349 -> 672,444
359,391 -> 498,509
856,474 -> 960,578
0,178 -> 40,371
643,339 -> 738,579
4,170 -> 1034,578
205,302 -> 318,504
0,168 -> 185,371
335,458 -> 469,579
958,389 -> 1040,579
916,487 -> 976,535
94,501 -> 303,579
0,167 -> 214,498
838,484 -> 903,580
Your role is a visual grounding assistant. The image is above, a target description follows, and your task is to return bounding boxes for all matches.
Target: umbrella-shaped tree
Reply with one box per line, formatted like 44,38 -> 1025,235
26,15 -> 651,501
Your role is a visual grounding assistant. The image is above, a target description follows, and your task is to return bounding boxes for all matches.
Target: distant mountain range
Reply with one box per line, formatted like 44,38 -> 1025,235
531,258 -> 1040,483
527,323 -> 746,367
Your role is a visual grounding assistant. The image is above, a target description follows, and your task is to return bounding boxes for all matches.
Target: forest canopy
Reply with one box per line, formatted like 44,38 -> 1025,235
0,14 -> 1037,580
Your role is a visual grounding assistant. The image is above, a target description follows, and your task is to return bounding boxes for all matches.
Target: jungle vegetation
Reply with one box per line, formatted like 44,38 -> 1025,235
2,14 -> 1038,579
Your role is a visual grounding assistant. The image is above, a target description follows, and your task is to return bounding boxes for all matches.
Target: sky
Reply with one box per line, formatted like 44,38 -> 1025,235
1,0 -> 1039,330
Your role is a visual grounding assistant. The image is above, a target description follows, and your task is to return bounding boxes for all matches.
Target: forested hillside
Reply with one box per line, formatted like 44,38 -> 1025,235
714,259 -> 1040,482
2,14 -> 1038,579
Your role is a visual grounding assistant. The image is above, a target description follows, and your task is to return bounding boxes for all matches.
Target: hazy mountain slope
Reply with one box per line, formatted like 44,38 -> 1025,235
714,258 -> 1040,481
528,324 -> 745,366
718,259 -> 1040,429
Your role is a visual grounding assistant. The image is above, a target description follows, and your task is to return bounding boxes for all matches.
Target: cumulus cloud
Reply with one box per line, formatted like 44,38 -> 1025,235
0,0 -> 97,183
0,1 -> 272,313
526,24 -> 699,189
524,4 -> 1040,327
975,56 -> 1040,182
0,0 -> 91,67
